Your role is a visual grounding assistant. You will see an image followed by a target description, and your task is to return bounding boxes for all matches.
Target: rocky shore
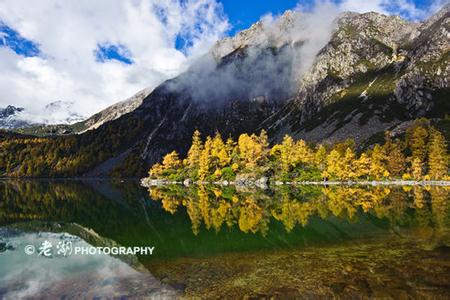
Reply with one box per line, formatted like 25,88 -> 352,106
141,177 -> 450,188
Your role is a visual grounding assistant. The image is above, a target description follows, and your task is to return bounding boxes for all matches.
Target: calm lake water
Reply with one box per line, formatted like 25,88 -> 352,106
0,179 -> 449,298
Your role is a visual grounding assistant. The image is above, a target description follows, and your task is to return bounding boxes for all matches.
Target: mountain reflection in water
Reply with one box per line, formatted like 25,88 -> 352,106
0,180 -> 449,298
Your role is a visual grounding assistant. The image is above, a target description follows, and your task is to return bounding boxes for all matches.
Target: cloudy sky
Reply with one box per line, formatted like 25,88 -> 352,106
0,0 -> 447,123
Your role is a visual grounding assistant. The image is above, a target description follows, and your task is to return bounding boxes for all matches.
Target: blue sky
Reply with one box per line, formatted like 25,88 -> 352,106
221,0 -> 444,35
221,0 -> 301,35
2,0 -> 445,61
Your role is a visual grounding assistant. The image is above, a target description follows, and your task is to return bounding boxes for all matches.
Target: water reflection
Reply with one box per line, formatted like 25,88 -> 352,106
149,185 -> 450,237
0,228 -> 177,299
0,180 -> 449,298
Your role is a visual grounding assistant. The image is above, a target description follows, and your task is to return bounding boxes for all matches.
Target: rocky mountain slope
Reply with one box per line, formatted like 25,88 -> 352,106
0,105 -> 27,129
79,88 -> 151,133
263,7 -> 449,146
1,5 -> 448,177
12,88 -> 151,136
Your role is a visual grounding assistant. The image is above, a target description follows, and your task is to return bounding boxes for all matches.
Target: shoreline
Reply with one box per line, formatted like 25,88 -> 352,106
141,177 -> 450,188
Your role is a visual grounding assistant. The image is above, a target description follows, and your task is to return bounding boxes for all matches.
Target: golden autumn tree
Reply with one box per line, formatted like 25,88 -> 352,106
238,133 -> 263,170
270,135 -> 296,179
225,136 -> 236,157
341,147 -> 357,179
370,144 -> 389,180
325,149 -> 341,179
293,139 -> 314,166
314,144 -> 327,171
186,130 -> 203,179
258,129 -> 270,164
225,136 -> 239,172
186,130 -> 203,168
406,121 -> 429,177
162,151 -> 181,170
411,157 -> 423,180
383,132 -> 406,178
407,122 -> 429,162
148,150 -> 182,179
355,153 -> 371,179
198,136 -> 212,180
387,143 -> 406,178
149,163 -> 164,178
211,132 -> 230,168
427,128 -> 448,180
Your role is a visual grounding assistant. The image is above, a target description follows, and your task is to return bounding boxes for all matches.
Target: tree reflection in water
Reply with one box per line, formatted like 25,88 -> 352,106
149,185 -> 450,237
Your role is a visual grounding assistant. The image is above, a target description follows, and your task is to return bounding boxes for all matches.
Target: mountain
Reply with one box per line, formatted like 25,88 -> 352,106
43,101 -> 85,124
265,8 -> 449,146
79,88 -> 151,133
0,101 -> 84,131
0,105 -> 27,129
13,88 -> 151,136
0,6 -> 448,178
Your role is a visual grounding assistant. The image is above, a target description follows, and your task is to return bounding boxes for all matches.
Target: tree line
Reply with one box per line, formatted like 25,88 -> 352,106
0,116 -> 147,177
149,119 -> 448,182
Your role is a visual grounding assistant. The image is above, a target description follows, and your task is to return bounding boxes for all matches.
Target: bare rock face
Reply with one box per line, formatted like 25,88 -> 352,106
392,6 -> 449,117
211,10 -> 300,59
266,5 -> 449,145
80,88 -> 151,133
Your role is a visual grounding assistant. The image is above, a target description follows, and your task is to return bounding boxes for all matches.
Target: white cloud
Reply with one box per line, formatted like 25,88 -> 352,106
0,0 -> 229,123
338,0 -> 447,20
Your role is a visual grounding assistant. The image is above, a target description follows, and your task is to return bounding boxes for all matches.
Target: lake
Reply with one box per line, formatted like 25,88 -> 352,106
0,179 -> 449,298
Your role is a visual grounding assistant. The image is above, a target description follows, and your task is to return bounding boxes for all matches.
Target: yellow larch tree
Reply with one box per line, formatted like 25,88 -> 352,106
211,132 -> 230,168
370,144 -> 389,180
355,153 -> 371,179
258,129 -> 270,164
198,137 -> 212,180
186,130 -> 203,169
162,150 -> 181,170
314,144 -> 327,171
411,157 -> 423,180
238,133 -> 262,170
407,123 -> 428,162
341,147 -> 357,179
325,149 -> 341,179
293,139 -> 314,165
427,128 -> 448,180
383,132 -> 406,178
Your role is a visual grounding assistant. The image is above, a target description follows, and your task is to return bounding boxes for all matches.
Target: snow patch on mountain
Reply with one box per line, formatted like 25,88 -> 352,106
0,105 -> 28,129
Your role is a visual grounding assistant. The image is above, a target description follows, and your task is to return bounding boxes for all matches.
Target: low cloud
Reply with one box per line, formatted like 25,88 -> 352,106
339,0 -> 447,20
0,0 -> 229,123
166,1 -> 340,105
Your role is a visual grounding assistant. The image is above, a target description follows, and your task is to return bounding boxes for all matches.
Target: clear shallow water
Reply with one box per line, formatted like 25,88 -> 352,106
0,179 -> 449,298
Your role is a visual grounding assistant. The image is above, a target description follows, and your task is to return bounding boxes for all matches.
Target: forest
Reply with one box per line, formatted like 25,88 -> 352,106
0,116 -> 147,177
149,118 -> 449,183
